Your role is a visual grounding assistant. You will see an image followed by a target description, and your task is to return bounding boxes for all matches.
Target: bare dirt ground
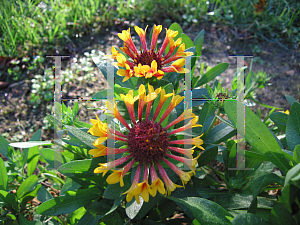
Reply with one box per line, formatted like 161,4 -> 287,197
1,23 -> 299,143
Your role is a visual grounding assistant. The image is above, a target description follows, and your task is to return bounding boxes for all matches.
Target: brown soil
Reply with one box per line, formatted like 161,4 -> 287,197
1,23 -> 299,143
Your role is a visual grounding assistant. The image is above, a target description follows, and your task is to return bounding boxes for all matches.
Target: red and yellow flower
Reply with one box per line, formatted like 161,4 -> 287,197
110,25 -> 193,82
88,84 -> 204,203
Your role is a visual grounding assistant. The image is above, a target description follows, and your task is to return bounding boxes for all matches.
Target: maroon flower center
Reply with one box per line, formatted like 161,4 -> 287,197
127,120 -> 169,164
135,49 -> 163,70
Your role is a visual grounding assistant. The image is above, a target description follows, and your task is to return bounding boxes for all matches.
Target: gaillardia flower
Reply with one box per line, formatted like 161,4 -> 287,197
88,84 -> 204,204
110,25 -> 193,82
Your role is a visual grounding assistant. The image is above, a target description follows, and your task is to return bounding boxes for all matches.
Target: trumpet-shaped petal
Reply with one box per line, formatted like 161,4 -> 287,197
123,164 -> 142,203
106,160 -> 135,187
110,46 -> 119,60
164,38 -> 182,59
120,43 -> 136,60
134,63 -> 150,77
151,24 -> 162,50
115,54 -> 128,67
159,29 -> 179,55
152,89 -> 173,121
162,58 -> 186,73
164,107 -> 195,130
157,162 -> 183,195
120,90 -> 138,124
145,85 -> 161,121
168,146 -> 195,159
158,92 -> 185,124
145,60 -> 164,79
176,43 -> 194,57
168,116 -> 202,135
165,153 -> 200,172
106,101 -> 131,130
135,25 -> 148,51
162,158 -> 194,185
88,114 -> 107,137
94,155 -> 131,176
88,143 -> 106,158
118,28 -> 138,54
150,164 -> 165,196
89,146 -> 128,158
128,165 -> 153,203
117,63 -> 134,82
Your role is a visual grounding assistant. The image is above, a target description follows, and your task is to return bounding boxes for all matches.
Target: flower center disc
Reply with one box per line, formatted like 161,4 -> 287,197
136,50 -> 163,69
128,120 -> 169,164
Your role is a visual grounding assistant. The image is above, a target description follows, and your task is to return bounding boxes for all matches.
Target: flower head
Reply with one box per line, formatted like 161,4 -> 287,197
110,25 -> 193,81
88,84 -> 204,203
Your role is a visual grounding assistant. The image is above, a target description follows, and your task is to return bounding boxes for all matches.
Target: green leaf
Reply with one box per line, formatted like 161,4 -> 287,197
58,159 -> 104,178
269,112 -> 289,126
0,134 -> 9,159
103,175 -> 131,199
27,146 -> 39,176
74,121 -> 92,128
231,213 -> 268,225
6,214 -> 16,221
135,194 -> 164,220
285,163 -> 300,187
0,157 -> 8,190
16,175 -> 38,199
64,125 -> 97,149
286,94 -> 298,106
41,148 -> 70,169
268,202 -> 296,225
37,185 -> 53,203
167,196 -> 232,224
293,145 -> 300,163
19,214 -> 43,225
156,199 -> 178,220
286,102 -> 300,151
20,184 -> 41,211
91,89 -> 107,99
102,211 -> 124,225
36,186 -> 102,216
0,190 -> 8,204
196,63 -> 229,87
77,211 -> 102,225
252,173 -> 284,198
279,183 -> 300,217
228,143 -> 237,176
68,207 -> 87,225
9,141 -> 52,148
72,102 -> 79,121
224,101 -> 290,173
26,130 -> 41,176
197,146 -> 218,167
5,192 -> 19,211
205,192 -> 276,210
85,197 -> 123,220
204,123 -> 236,144
180,33 -> 194,49
198,102 -> 216,134
61,178 -> 81,195
194,30 -> 205,56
